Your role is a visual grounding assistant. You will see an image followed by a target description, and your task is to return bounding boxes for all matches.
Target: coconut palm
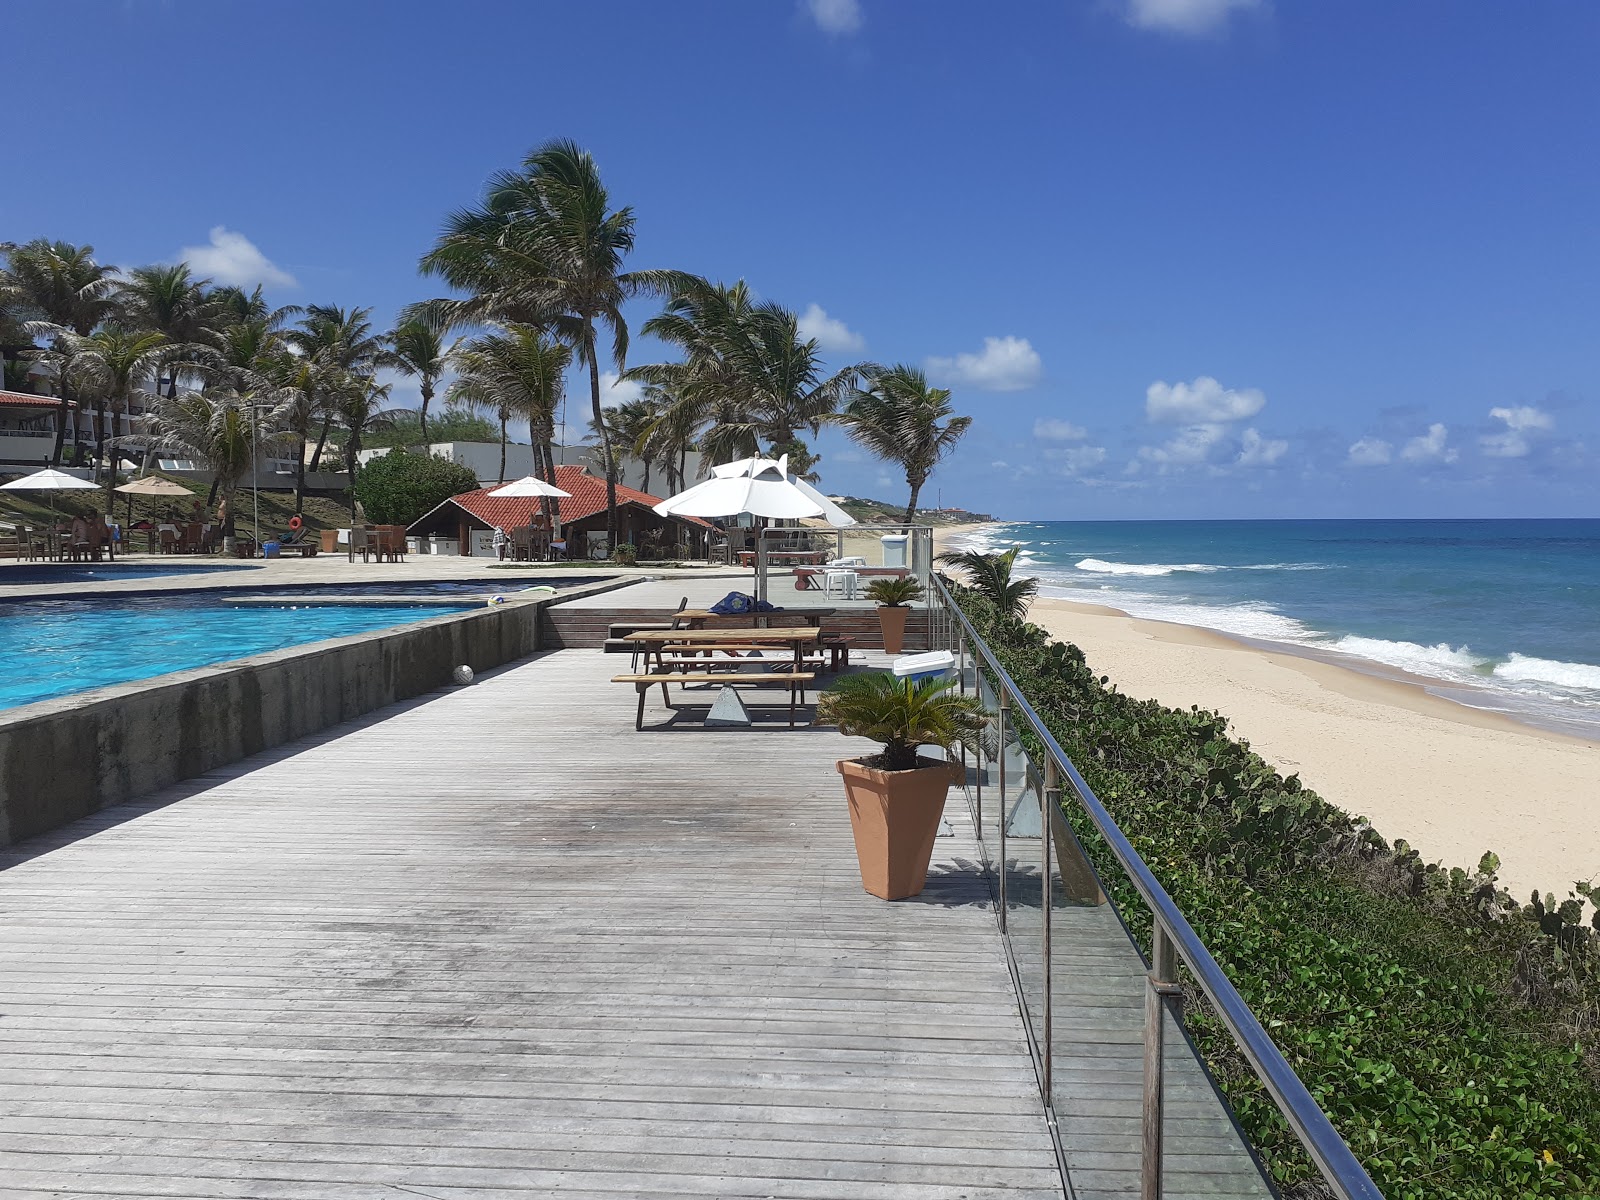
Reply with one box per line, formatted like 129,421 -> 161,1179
447,327 -> 571,524
590,397 -> 660,493
842,364 -> 973,523
631,278 -> 861,474
934,546 -> 1039,621
0,240 -> 122,465
138,389 -> 292,549
51,327 -> 169,496
387,314 -> 455,444
417,138 -> 691,545
118,264 -> 219,398
283,304 -> 390,512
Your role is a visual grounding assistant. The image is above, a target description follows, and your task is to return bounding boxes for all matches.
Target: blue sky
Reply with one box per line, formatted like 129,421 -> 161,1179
6,0 -> 1597,520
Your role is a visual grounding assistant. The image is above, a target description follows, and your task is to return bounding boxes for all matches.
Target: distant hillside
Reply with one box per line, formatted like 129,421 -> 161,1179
830,496 -> 994,527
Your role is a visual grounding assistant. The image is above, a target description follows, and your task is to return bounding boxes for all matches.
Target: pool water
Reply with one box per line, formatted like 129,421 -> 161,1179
0,598 -> 471,710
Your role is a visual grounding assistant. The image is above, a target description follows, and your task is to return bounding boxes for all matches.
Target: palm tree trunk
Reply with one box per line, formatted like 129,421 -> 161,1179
498,417 -> 507,484
308,415 -> 333,471
902,480 -> 922,527
294,432 -> 308,515
586,329 -> 618,548
419,380 -> 432,443
49,395 -> 69,467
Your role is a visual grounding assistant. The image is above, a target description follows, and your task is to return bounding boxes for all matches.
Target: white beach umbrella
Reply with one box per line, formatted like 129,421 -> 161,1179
487,475 -> 571,498
653,455 -> 857,527
2,468 -> 99,494
1,467 -> 101,524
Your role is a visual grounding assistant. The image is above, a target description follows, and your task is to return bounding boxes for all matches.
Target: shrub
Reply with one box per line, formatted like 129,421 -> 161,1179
353,449 -> 481,526
864,575 -> 923,606
953,584 -> 1600,1199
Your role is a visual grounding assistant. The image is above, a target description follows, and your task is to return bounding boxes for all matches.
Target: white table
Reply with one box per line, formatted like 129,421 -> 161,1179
824,569 -> 860,599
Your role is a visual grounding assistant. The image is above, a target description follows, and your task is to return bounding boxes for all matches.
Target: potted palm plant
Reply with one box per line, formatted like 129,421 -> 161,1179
818,673 -> 987,900
864,575 -> 924,654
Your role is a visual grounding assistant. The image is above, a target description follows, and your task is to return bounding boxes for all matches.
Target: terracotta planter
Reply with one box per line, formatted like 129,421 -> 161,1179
876,604 -> 910,654
837,755 -> 950,900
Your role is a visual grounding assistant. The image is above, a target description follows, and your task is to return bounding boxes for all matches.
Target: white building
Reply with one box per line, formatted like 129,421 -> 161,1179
359,441 -> 704,495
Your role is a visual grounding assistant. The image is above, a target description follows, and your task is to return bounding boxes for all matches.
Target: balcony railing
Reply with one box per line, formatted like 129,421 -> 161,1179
926,572 -> 1383,1200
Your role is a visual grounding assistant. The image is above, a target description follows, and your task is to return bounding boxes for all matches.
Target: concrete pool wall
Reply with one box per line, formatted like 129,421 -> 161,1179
0,577 -> 635,847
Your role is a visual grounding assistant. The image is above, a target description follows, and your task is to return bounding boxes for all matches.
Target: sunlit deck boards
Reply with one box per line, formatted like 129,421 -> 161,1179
0,648 -> 1064,1198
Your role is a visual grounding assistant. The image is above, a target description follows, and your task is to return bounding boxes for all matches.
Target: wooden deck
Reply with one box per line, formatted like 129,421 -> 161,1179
0,648 -> 1061,1199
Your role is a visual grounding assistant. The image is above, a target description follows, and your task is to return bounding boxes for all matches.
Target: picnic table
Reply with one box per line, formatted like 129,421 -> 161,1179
791,566 -> 910,591
613,627 -> 823,729
736,548 -> 829,567
675,607 -> 835,629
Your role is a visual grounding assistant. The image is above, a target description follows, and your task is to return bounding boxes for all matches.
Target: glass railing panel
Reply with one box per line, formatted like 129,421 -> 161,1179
999,714 -> 1047,1045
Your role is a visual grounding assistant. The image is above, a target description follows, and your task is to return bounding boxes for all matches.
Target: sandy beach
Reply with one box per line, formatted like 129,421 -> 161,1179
1025,595 -> 1599,903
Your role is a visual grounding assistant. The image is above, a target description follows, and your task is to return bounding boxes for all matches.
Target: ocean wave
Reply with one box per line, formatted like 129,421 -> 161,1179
1073,557 -> 1327,577
1074,557 -> 1221,577
1494,653 -> 1600,692
1328,635 -> 1487,679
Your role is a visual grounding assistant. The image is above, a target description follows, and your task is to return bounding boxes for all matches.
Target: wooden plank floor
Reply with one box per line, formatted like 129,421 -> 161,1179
0,648 -> 1064,1199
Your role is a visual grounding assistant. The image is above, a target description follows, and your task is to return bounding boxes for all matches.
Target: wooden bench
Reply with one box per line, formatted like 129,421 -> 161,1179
611,667 -> 817,729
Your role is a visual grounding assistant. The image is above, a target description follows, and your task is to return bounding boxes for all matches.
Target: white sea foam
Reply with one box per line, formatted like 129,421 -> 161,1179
1494,654 -> 1600,692
1328,636 -> 1487,679
1074,557 -> 1221,577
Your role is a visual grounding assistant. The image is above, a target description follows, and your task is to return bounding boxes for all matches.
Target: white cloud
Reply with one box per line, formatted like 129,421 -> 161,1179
1051,444 -> 1108,474
926,336 -> 1042,392
1124,0 -> 1263,36
1481,405 -> 1554,459
1033,417 -> 1087,441
803,0 -> 862,34
1146,376 -> 1265,424
599,371 -> 646,409
1400,423 -> 1458,464
177,226 -> 296,288
1137,423 -> 1228,469
1235,428 -> 1287,467
797,303 -> 865,353
1346,437 -> 1393,467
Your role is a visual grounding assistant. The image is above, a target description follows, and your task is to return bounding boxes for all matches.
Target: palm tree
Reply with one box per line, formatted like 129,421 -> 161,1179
447,326 -> 571,524
283,304 -> 390,512
139,389 -> 290,550
388,314 -> 454,444
0,240 -> 122,465
417,138 -> 691,546
52,327 -> 169,498
842,364 -> 973,523
934,547 -> 1039,621
591,397 -> 659,493
118,264 -> 217,398
631,278 -> 862,475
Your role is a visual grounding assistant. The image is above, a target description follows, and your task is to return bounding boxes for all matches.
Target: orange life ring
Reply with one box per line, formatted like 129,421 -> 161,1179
288,515 -> 303,532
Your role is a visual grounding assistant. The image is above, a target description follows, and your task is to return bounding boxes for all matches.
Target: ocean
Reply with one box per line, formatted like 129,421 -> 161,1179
954,519 -> 1600,739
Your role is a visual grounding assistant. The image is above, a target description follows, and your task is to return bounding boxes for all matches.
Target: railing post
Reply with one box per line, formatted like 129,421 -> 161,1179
1143,922 -> 1180,1200
1041,758 -> 1058,1100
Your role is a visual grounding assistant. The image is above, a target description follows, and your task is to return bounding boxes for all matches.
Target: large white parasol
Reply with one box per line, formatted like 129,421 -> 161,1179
652,455 -> 856,527
487,475 -> 571,498
1,467 -> 100,520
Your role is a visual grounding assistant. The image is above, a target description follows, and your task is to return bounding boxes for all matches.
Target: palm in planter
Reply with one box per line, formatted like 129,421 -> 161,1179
818,673 -> 987,900
864,574 -> 923,655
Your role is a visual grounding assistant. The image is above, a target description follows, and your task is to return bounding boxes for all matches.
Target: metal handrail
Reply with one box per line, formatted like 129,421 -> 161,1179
928,572 -> 1384,1200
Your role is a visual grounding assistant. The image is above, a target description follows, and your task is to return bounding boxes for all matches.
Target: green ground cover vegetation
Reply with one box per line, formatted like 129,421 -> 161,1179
949,580 -> 1600,1200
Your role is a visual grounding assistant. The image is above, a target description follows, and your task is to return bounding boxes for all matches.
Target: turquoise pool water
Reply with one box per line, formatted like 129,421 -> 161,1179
0,599 -> 472,710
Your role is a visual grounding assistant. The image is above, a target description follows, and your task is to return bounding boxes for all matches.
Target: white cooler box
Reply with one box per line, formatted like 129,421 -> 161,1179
891,650 -> 957,685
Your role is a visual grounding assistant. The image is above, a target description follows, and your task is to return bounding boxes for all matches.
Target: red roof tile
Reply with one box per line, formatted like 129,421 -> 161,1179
446,466 -> 713,531
0,390 -> 75,409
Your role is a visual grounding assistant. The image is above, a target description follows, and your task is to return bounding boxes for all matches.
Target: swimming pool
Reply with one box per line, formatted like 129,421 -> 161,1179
0,562 -> 263,585
0,597 -> 472,710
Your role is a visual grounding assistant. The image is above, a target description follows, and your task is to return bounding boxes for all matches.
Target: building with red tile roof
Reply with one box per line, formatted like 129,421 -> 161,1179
407,465 -> 713,558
